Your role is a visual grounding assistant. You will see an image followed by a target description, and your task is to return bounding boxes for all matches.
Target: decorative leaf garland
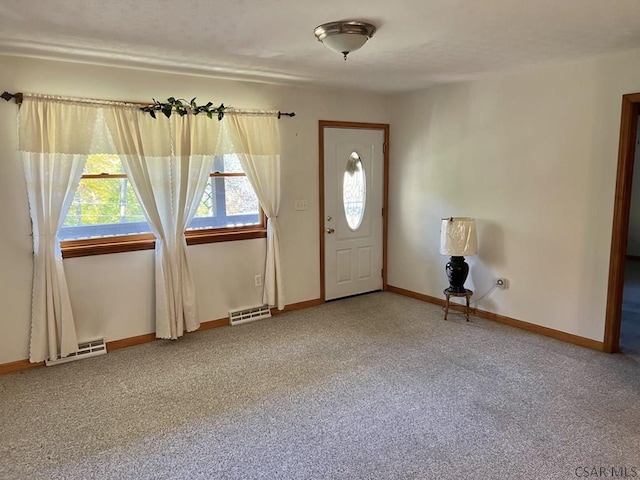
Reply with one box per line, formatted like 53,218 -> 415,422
140,97 -> 226,120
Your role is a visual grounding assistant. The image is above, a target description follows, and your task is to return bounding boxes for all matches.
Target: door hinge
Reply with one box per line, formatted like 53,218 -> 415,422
382,207 -> 384,217
383,142 -> 387,154
381,268 -> 384,277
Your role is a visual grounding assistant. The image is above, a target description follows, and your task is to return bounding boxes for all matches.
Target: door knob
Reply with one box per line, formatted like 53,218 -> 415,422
326,228 -> 335,234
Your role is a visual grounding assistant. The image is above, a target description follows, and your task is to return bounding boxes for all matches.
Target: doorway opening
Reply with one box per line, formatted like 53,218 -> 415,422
605,93 -> 640,353
319,121 -> 389,302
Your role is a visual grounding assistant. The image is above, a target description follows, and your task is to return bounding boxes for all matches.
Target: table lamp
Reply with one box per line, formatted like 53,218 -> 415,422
440,217 -> 477,293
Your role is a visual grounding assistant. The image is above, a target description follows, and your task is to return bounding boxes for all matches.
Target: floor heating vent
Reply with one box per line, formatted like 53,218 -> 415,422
45,338 -> 107,366
229,305 -> 272,326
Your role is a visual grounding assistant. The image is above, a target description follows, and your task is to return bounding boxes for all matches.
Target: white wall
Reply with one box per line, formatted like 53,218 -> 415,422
5,46 -> 640,363
0,55 -> 389,364
388,48 -> 640,342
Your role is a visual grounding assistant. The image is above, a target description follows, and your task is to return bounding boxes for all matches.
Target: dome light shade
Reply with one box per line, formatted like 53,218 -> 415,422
314,21 -> 376,60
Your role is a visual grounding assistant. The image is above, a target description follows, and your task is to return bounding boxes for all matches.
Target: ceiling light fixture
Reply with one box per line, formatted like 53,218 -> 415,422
314,21 -> 377,61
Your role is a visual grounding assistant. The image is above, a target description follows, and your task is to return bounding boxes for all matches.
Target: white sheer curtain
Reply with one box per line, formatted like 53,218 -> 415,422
18,98 -> 99,362
18,94 -> 281,357
105,109 -> 219,338
221,112 -> 284,309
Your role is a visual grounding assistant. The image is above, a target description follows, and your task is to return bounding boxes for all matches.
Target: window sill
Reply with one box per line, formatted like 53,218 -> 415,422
186,228 -> 267,246
61,228 -> 267,259
61,234 -> 156,259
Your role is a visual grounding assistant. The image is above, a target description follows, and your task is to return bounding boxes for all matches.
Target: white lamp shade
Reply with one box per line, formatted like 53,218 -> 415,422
320,33 -> 369,55
440,217 -> 477,256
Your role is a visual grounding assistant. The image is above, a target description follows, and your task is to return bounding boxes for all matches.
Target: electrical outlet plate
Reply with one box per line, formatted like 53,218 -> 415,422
254,274 -> 262,286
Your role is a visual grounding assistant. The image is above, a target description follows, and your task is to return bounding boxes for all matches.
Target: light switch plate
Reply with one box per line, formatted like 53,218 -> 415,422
294,200 -> 308,211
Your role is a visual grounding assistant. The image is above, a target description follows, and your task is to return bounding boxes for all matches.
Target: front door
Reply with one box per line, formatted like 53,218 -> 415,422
323,126 -> 385,300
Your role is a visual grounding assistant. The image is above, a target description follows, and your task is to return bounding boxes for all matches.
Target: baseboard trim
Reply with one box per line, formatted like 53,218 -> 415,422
198,318 -> 230,331
387,285 -> 605,352
0,299 -> 327,375
387,286 -> 447,307
272,298 -> 323,315
106,317 -> 230,351
0,359 -> 45,375
106,333 -> 157,351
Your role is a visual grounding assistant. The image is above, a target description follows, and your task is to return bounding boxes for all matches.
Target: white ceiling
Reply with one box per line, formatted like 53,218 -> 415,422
1,0 -> 640,93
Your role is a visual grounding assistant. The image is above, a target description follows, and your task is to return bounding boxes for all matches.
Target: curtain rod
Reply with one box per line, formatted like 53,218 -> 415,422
0,91 -> 296,119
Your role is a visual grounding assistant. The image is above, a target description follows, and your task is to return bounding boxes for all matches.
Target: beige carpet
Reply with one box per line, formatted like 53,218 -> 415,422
1,292 -> 639,479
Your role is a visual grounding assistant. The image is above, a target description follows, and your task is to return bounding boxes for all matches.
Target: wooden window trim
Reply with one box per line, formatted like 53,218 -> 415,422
61,224 -> 267,258
61,163 -> 266,259
83,173 -> 127,179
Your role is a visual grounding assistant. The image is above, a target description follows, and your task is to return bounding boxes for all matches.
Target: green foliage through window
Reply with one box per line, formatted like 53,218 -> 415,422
64,155 -> 147,228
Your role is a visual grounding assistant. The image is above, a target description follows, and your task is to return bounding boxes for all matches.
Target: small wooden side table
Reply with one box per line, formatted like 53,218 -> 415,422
443,288 -> 473,321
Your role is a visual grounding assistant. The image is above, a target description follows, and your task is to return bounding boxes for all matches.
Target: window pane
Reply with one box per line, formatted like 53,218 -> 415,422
225,177 -> 259,216
60,155 -> 151,240
215,154 -> 244,173
189,176 -> 260,230
83,154 -> 125,175
194,180 -> 217,218
343,152 -> 366,231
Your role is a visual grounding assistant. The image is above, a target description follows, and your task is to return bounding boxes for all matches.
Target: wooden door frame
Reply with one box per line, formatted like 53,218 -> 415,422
319,120 -> 390,302
604,93 -> 640,353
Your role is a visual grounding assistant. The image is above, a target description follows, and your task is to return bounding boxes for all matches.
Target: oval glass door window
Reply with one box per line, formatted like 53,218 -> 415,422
343,152 -> 366,230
